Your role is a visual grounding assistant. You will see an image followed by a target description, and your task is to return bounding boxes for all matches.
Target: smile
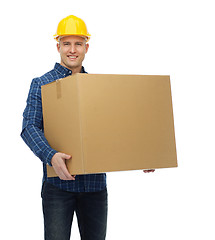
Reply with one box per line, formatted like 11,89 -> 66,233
68,55 -> 78,60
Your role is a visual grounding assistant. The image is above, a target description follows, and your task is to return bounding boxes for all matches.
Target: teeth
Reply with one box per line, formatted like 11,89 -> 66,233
69,56 -> 77,59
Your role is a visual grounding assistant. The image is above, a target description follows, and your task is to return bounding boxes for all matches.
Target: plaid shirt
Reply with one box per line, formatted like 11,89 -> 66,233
21,63 -> 106,192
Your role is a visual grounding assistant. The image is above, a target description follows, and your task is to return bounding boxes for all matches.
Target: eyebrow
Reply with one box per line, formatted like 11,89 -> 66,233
62,41 -> 84,44
75,41 -> 84,45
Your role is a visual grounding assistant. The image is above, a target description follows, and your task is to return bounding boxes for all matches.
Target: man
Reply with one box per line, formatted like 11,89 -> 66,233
21,15 -> 154,240
21,15 -> 107,240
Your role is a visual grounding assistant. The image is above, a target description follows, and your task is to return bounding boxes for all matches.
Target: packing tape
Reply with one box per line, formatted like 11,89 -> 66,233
56,79 -> 62,99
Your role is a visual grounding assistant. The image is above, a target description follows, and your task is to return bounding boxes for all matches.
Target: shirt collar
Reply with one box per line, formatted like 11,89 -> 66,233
54,63 -> 87,77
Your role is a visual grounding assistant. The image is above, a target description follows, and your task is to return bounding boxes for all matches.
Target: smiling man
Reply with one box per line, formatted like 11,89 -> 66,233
21,15 -> 107,240
57,35 -> 89,74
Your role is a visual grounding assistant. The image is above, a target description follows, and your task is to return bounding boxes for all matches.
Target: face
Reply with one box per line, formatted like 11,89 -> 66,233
57,35 -> 89,73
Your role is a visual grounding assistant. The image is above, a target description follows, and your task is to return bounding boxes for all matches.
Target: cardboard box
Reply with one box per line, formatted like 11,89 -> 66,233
41,74 -> 177,177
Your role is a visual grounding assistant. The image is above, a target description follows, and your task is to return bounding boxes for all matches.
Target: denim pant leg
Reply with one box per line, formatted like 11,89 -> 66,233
41,182 -> 76,240
76,188 -> 108,240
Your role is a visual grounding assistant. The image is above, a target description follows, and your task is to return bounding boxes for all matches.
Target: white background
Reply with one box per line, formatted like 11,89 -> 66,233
1,0 -> 215,239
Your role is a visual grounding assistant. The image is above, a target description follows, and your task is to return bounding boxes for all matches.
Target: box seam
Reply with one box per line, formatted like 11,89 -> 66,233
76,75 -> 86,173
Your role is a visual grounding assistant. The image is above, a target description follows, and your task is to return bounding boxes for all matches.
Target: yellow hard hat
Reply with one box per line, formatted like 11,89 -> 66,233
54,15 -> 91,41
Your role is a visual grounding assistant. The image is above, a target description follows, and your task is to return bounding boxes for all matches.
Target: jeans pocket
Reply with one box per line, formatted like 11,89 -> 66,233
42,181 -> 68,200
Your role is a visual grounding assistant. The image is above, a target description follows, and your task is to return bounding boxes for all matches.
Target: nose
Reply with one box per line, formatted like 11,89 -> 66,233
69,43 -> 76,54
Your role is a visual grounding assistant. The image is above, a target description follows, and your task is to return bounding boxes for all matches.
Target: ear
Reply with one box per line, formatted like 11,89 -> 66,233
57,43 -> 60,53
85,43 -> 89,53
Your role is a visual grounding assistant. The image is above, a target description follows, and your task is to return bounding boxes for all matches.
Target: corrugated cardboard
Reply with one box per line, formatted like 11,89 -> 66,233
41,74 -> 177,177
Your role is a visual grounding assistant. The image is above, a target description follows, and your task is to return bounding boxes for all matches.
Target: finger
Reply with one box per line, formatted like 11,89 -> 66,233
60,164 -> 75,180
143,169 -> 155,173
58,171 -> 70,181
54,163 -> 75,180
59,172 -> 75,181
62,153 -> 71,160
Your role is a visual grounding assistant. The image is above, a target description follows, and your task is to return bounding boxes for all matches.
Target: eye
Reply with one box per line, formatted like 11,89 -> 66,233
76,42 -> 83,46
63,42 -> 70,46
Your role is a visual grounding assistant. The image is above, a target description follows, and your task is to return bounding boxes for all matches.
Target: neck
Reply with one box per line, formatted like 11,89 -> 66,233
71,66 -> 82,74
60,62 -> 82,74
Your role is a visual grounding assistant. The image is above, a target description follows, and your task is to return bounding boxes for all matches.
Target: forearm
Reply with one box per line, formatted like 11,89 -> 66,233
21,78 -> 58,165
21,124 -> 57,166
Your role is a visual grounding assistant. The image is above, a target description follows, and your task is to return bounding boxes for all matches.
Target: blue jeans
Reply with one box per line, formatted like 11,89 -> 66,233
41,181 -> 108,240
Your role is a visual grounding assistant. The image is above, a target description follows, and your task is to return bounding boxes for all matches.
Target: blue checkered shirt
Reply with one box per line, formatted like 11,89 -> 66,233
21,63 -> 106,192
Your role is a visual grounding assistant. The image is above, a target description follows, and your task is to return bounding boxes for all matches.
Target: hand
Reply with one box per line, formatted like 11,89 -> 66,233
51,152 -> 76,180
143,169 -> 155,173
